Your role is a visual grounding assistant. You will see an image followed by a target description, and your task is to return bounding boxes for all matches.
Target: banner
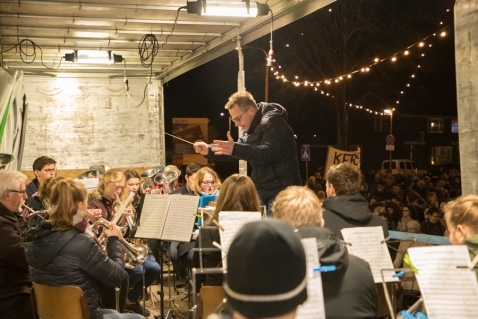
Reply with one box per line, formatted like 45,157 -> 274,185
172,118 -> 209,166
325,146 -> 361,173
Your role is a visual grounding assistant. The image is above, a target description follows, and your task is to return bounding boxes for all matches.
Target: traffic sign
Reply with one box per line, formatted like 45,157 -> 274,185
386,145 -> 395,151
386,134 -> 395,145
301,149 -> 311,161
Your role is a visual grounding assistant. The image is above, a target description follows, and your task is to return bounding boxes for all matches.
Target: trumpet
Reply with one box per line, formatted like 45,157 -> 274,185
91,218 -> 148,269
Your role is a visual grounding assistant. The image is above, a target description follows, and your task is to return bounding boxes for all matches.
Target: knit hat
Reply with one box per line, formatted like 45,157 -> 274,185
224,219 -> 307,319
406,220 -> 421,232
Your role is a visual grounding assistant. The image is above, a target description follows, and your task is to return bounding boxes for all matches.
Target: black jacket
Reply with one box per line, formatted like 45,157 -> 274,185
26,178 -> 39,200
24,223 -> 128,319
207,102 -> 301,202
322,193 -> 389,240
297,227 -> 377,319
0,203 -> 30,301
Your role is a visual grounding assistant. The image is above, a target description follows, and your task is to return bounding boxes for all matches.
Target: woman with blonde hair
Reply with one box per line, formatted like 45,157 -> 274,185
193,174 -> 261,288
24,179 -> 144,319
193,166 -> 221,196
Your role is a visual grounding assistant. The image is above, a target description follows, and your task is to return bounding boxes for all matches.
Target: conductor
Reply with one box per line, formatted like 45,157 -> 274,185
193,91 -> 301,215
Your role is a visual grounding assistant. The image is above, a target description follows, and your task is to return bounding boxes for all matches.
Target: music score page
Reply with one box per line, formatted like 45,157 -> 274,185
296,237 -> 326,319
341,226 -> 397,283
218,211 -> 261,269
407,245 -> 478,319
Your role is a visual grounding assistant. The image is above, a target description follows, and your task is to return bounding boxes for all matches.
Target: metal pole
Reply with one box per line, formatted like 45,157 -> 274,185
389,112 -> 393,171
265,61 -> 269,102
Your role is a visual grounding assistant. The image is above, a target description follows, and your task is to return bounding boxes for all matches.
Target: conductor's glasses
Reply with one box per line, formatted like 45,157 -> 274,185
201,180 -> 216,186
231,107 -> 250,123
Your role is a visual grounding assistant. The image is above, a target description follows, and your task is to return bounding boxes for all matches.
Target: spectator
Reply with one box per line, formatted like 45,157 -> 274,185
421,207 -> 445,236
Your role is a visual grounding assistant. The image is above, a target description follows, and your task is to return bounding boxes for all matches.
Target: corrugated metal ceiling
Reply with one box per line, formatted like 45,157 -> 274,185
0,0 -> 334,80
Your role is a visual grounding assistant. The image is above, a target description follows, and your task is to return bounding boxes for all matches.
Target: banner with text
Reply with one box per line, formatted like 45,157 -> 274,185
325,146 -> 361,173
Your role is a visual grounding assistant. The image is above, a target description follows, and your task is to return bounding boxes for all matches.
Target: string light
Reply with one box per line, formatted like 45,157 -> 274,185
271,24 -> 453,88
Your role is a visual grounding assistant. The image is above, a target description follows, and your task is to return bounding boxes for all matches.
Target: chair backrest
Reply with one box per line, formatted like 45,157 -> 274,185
31,282 -> 90,319
199,286 -> 225,319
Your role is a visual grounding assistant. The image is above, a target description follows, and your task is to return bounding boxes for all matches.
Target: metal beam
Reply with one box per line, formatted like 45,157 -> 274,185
0,0 -> 180,11
0,25 -> 222,38
0,13 -> 241,26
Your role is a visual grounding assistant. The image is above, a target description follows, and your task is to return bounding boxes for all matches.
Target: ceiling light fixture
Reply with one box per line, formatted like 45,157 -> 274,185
187,0 -> 269,17
63,50 -> 123,64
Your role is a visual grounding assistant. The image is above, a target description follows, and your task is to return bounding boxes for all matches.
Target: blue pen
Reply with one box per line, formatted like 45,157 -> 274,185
393,271 -> 404,278
313,265 -> 336,273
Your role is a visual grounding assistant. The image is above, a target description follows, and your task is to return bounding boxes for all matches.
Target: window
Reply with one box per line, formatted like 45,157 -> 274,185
375,117 -> 391,132
428,118 -> 444,133
451,119 -> 458,133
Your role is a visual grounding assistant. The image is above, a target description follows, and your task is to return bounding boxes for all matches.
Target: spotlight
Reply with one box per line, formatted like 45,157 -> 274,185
187,0 -> 269,17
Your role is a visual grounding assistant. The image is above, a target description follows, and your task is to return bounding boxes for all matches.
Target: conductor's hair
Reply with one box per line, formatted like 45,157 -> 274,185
325,163 -> 362,196
49,179 -> 87,231
273,186 -> 323,229
225,91 -> 258,111
444,194 -> 478,235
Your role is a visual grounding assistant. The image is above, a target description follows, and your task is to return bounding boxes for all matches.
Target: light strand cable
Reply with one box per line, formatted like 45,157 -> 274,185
0,39 -> 63,69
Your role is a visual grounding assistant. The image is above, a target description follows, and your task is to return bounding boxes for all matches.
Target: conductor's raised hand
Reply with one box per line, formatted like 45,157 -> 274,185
193,142 -> 209,155
211,131 -> 235,155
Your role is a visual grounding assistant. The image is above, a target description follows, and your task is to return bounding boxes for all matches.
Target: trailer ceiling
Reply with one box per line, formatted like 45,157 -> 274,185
0,0 -> 333,81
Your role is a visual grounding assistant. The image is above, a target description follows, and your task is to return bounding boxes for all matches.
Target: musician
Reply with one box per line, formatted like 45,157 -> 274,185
26,156 -> 57,199
193,91 -> 302,215
24,179 -> 144,319
176,167 -> 221,274
224,219 -> 307,319
444,194 -> 478,278
273,186 -> 377,319
192,166 -> 221,196
193,174 -> 261,289
88,169 -> 160,316
0,170 -> 32,319
170,162 -> 201,195
89,163 -> 111,181
124,170 -> 144,210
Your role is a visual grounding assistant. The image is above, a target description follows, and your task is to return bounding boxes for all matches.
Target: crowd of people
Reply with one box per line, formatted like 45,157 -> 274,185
1,90 -> 476,319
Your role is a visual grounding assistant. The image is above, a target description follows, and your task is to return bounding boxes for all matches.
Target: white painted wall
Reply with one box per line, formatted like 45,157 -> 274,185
21,77 -> 164,170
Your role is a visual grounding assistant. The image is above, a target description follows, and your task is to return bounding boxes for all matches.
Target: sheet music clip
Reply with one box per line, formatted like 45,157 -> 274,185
466,253 -> 478,271
340,240 -> 352,246
399,310 -> 428,319
381,236 -> 391,244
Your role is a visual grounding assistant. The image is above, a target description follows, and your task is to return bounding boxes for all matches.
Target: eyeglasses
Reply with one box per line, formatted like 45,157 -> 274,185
201,180 -> 216,186
231,107 -> 250,123
8,189 -> 27,195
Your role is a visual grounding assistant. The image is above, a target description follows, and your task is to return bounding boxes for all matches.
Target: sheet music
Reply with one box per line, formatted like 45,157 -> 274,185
161,195 -> 200,242
218,211 -> 261,269
77,178 -> 99,189
134,195 -> 171,239
407,245 -> 478,319
296,237 -> 326,319
341,226 -> 397,283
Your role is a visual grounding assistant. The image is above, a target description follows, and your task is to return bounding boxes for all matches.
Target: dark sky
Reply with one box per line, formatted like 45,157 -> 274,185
163,0 -> 457,151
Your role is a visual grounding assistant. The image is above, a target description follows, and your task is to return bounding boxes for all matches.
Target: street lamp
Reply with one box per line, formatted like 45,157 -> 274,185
384,109 -> 394,171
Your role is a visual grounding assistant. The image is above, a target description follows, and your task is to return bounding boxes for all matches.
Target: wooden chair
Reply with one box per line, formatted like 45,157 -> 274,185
198,286 -> 225,319
30,282 -> 90,319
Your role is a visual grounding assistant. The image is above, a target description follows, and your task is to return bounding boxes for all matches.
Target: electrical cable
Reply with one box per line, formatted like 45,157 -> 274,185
133,6 -> 186,108
1,39 -> 63,69
267,9 -> 274,67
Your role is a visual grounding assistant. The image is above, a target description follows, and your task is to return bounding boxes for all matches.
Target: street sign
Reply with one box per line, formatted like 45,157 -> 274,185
386,134 -> 395,145
301,149 -> 311,161
386,145 -> 395,151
